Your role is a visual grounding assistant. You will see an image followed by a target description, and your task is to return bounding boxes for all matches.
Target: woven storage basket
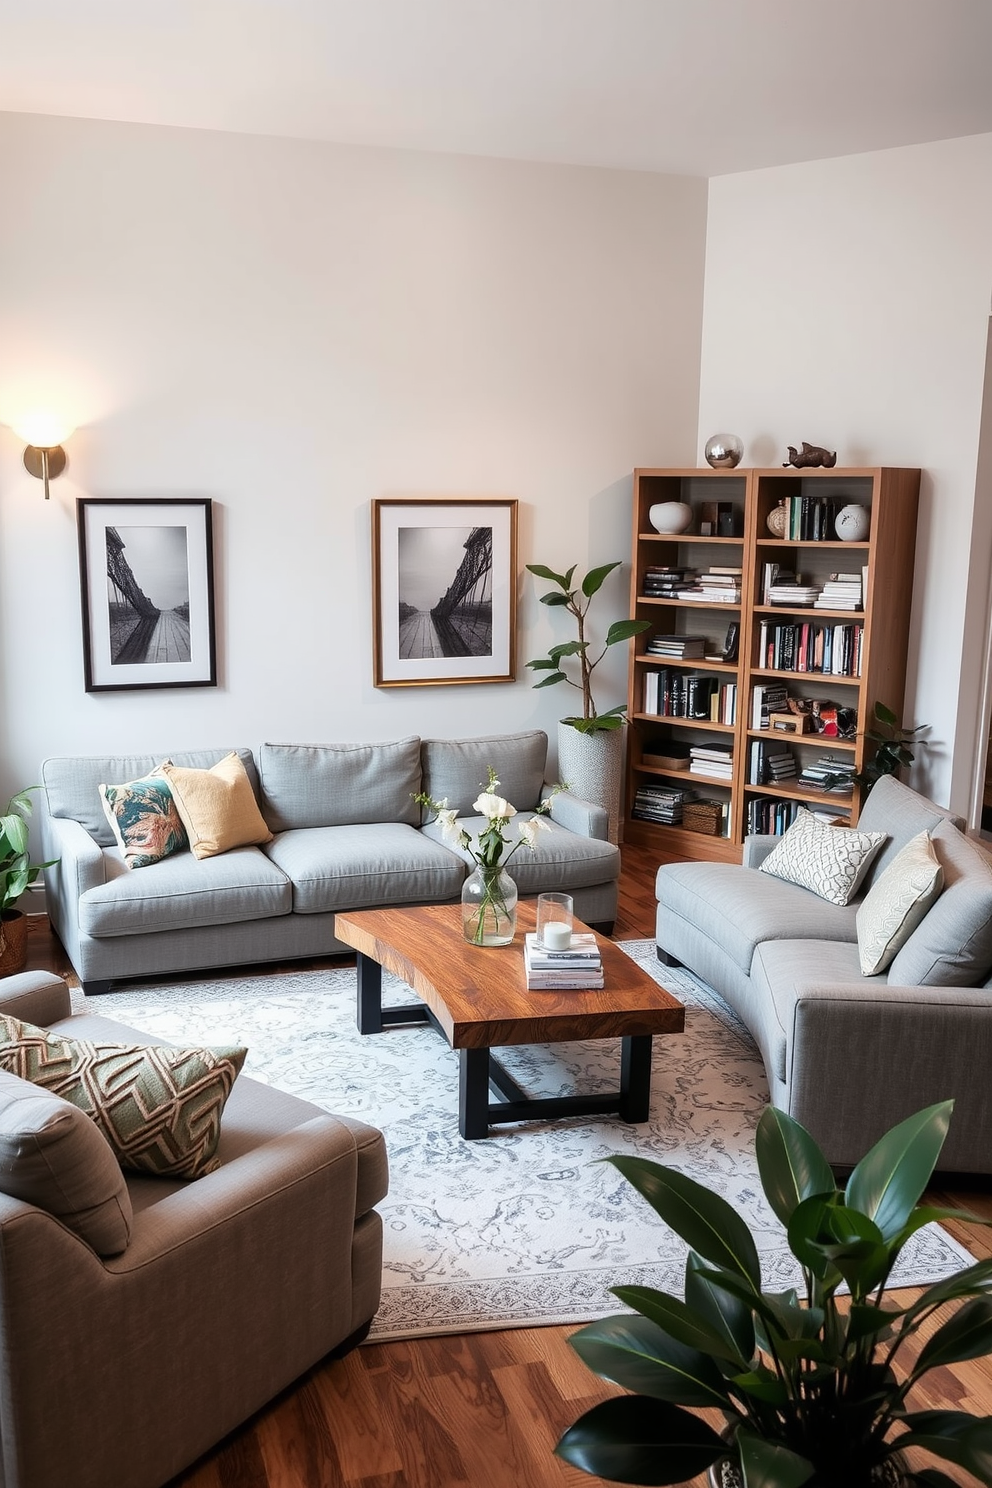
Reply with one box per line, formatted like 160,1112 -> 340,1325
682,801 -> 723,836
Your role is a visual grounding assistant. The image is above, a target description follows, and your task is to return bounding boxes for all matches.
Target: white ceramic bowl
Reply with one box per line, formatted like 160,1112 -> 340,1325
648,501 -> 693,534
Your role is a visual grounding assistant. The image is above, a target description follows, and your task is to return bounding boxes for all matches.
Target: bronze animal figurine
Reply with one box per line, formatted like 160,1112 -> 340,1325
784,442 -> 837,468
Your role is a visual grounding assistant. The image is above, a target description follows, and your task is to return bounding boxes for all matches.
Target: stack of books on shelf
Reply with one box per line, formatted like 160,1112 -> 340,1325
748,740 -> 797,785
524,932 -> 604,991
814,572 -> 866,610
689,743 -> 733,780
764,564 -> 819,607
645,633 -> 708,659
796,755 -> 856,795
682,567 -> 743,603
632,782 -> 696,824
642,566 -> 698,598
751,680 -> 790,728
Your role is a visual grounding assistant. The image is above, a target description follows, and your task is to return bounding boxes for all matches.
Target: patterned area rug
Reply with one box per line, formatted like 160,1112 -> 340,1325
75,941 -> 975,1342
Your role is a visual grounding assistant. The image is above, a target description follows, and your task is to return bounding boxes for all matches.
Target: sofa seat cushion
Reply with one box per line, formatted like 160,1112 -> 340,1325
263,823 -> 466,914
656,861 -> 857,975
423,814 -> 620,893
258,738 -> 422,829
750,938 -> 870,1081
80,846 -> 292,938
420,731 -> 548,816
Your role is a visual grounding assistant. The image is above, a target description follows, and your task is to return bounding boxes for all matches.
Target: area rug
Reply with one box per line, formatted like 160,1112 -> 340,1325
74,941 -> 975,1342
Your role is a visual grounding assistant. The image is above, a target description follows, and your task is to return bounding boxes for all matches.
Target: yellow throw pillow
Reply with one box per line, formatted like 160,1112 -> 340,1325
160,752 -> 273,860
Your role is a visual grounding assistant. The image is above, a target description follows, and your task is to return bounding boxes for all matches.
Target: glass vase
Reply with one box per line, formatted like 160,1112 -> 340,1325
461,865 -> 518,946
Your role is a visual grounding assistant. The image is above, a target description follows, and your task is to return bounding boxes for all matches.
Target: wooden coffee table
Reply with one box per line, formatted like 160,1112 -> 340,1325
334,901 -> 685,1139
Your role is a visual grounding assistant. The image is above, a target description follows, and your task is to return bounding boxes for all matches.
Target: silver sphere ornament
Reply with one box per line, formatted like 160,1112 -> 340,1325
704,433 -> 744,469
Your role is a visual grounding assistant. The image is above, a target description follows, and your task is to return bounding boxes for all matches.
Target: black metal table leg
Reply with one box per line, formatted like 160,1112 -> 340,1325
619,1034 -> 653,1123
356,953 -> 383,1034
459,1047 -> 492,1139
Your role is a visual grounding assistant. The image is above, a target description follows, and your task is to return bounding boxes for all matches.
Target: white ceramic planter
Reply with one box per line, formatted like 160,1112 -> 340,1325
557,722 -> 625,846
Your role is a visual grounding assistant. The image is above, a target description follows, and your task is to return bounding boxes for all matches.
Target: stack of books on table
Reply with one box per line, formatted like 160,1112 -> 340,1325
524,932 -> 604,990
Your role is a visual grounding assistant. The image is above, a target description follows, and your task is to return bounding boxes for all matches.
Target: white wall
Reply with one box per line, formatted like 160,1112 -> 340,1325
698,132 -> 992,810
0,111 -> 707,808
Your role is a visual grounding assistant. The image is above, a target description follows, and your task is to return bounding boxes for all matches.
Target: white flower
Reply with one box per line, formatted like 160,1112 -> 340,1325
434,803 -> 460,840
518,816 -> 551,848
473,791 -> 516,822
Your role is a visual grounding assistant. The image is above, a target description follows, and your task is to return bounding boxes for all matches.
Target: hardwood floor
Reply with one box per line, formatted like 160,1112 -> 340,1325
21,846 -> 992,1488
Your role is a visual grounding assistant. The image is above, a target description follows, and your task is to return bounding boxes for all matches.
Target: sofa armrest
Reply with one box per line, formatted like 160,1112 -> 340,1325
542,785 -> 608,841
742,834 -> 779,868
0,973 -> 73,1024
42,815 -> 106,897
785,979 -> 992,1171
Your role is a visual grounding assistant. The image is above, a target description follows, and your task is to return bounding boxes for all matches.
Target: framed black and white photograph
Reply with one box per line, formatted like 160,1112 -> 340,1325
372,498 -> 517,687
77,498 -> 217,692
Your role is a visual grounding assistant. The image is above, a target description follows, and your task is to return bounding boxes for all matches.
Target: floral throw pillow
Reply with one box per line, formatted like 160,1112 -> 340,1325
99,767 -> 189,869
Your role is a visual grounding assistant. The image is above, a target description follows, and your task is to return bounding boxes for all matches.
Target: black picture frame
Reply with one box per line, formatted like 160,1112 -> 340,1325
77,498 -> 217,692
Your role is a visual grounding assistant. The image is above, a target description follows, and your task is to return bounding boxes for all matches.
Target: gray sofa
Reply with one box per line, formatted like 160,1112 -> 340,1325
655,775 -> 992,1173
39,730 -> 620,995
0,970 -> 387,1488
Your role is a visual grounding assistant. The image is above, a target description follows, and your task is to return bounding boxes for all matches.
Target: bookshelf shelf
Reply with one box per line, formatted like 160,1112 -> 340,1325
625,465 -> 921,862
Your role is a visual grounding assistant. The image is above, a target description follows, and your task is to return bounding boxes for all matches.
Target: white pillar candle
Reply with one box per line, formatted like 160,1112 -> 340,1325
543,922 -> 572,951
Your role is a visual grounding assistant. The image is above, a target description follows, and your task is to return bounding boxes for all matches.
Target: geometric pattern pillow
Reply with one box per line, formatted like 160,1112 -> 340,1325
0,1015 -> 246,1180
855,829 -> 944,975
99,767 -> 189,869
759,808 -> 887,906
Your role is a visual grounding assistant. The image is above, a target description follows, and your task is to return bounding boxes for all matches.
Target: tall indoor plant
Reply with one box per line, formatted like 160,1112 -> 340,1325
556,1100 -> 992,1488
0,788 -> 57,975
526,561 -> 649,842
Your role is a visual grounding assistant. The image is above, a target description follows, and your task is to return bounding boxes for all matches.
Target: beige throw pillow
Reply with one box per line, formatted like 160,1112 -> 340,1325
160,752 -> 272,860
758,809 -> 887,906
855,829 -> 944,975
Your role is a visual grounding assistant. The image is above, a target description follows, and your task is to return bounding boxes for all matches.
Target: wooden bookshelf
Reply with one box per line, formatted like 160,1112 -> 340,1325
624,466 -> 921,862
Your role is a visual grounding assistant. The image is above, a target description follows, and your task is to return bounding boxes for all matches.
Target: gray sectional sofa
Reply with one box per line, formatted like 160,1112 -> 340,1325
655,775 -> 992,1173
40,731 -> 620,995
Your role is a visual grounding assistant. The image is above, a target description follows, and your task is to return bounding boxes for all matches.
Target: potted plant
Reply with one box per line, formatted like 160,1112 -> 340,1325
526,561 -> 649,843
859,702 -> 929,793
556,1100 -> 992,1487
0,788 -> 57,975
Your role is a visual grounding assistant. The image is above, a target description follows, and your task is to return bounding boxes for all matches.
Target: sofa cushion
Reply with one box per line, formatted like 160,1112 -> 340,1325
264,823 -> 466,914
80,845 -> 292,938
258,738 -> 422,830
887,819 -> 992,986
99,767 -> 189,869
0,1068 -> 132,1255
42,749 -> 260,847
750,939 -> 870,1081
856,774 -> 964,890
161,752 -> 273,860
420,731 -> 548,817
423,814 -> 619,894
759,810 -> 886,906
656,860 -> 858,975
0,1015 -> 246,1179
856,829 -> 944,975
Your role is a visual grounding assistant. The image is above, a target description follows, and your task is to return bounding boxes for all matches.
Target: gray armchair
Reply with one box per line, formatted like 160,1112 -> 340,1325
0,972 -> 387,1488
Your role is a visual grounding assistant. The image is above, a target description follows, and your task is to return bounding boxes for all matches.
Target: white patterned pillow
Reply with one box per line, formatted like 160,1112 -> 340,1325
856,830 -> 943,975
759,810 -> 887,906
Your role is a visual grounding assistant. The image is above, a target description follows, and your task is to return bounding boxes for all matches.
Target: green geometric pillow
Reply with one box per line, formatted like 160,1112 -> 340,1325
99,767 -> 189,869
0,1015 -> 246,1180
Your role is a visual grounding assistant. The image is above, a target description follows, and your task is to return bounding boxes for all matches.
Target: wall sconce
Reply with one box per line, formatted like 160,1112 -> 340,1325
12,413 -> 72,499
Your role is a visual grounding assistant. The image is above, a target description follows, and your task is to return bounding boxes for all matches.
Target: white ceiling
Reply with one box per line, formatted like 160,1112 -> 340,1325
1,0 -> 991,177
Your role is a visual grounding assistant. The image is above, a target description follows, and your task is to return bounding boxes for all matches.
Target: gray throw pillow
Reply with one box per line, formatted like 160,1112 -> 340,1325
887,819 -> 992,986
856,829 -> 944,975
0,1069 -> 132,1255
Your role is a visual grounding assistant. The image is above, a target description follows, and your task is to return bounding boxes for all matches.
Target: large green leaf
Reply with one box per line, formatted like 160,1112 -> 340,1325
845,1101 -> 953,1241
914,1296 -> 992,1374
736,1430 -> 814,1488
845,1301 -> 902,1344
606,618 -> 652,646
901,1257 -> 992,1325
532,671 -> 567,688
611,1284 -> 748,1367
548,640 -> 587,658
525,563 -> 569,587
568,1315 -> 732,1407
786,1195 -> 844,1284
755,1107 -> 836,1229
525,657 -> 559,670
555,1395 -> 726,1485
582,561 -> 621,597
607,1156 -> 761,1288
898,1409 -> 992,1480
538,591 -> 571,606
685,1254 -> 756,1363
